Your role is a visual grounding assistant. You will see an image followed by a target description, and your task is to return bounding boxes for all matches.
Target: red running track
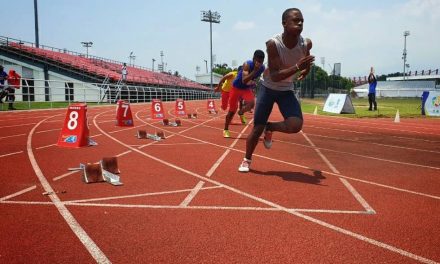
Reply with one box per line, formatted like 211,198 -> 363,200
0,100 -> 439,263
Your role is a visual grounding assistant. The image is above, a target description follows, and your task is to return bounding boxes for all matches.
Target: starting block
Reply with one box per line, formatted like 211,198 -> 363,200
162,118 -> 181,127
156,131 -> 165,139
102,170 -> 123,186
136,130 -> 162,141
101,157 -> 120,174
137,130 -> 147,139
187,113 -> 198,119
208,109 -> 218,114
82,163 -> 106,184
72,157 -> 123,186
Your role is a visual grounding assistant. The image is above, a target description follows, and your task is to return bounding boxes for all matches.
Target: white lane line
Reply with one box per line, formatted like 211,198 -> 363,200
310,119 -> 440,137
0,150 -> 24,158
339,178 -> 376,214
108,125 -> 144,134
0,185 -> 37,201
1,200 -> 53,205
36,144 -> 56,150
278,138 -> 440,171
206,121 -> 252,178
27,117 -> 110,264
306,124 -> 440,143
148,142 -> 206,146
306,132 -> 440,154
116,150 -> 132,157
0,200 -> 403,215
35,134 -> 103,150
67,186 -> 222,204
301,131 -> 340,174
179,181 -> 206,207
61,202 -> 371,214
131,115 -> 440,200
305,113 -> 440,132
36,128 -> 60,134
0,123 -> 37,129
0,133 -> 26,140
53,170 -> 80,181
93,113 -> 436,263
301,131 -> 374,214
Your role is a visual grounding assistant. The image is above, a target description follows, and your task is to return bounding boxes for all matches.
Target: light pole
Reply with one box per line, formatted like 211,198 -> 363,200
129,51 -> 136,66
81,41 -> 93,58
204,59 -> 208,73
34,0 -> 39,48
201,10 -> 221,90
152,58 -> 156,71
402,30 -> 410,80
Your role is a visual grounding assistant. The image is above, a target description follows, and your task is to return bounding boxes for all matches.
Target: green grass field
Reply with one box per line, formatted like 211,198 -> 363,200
0,101 -> 108,111
0,98 -> 434,119
301,97 -> 428,118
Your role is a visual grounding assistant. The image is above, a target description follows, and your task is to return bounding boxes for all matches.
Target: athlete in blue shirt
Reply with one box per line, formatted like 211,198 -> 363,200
368,67 -> 377,111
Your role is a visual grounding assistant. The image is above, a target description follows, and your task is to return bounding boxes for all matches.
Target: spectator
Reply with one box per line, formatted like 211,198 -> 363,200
0,65 -> 8,104
6,69 -> 21,110
368,67 -> 377,111
121,63 -> 128,82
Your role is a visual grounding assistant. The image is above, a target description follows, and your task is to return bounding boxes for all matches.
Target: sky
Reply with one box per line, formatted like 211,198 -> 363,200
2,0 -> 440,81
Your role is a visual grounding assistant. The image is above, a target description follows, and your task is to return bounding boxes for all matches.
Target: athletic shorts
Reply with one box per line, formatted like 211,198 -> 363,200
221,91 -> 229,111
228,86 -> 254,112
253,84 -> 303,126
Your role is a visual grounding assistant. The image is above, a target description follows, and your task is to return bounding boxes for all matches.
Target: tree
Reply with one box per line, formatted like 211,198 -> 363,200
213,63 -> 233,76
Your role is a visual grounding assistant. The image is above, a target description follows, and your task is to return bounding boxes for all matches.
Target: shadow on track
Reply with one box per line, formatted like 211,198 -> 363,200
251,170 -> 326,185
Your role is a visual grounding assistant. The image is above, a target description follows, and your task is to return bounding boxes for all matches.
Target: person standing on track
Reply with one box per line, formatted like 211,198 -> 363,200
223,50 -> 265,138
238,8 -> 314,172
368,67 -> 377,111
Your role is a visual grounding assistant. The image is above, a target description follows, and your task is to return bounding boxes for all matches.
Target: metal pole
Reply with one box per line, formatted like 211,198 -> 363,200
34,0 -> 39,48
403,31 -> 410,81
209,13 -> 213,90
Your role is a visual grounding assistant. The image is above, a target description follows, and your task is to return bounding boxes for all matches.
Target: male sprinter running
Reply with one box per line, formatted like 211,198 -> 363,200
223,50 -> 265,138
239,8 -> 314,172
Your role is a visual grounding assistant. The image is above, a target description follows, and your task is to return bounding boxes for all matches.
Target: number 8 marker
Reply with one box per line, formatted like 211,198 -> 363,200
67,111 -> 79,130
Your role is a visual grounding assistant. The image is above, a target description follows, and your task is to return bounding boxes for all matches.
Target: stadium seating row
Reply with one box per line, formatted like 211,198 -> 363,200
8,41 -> 208,90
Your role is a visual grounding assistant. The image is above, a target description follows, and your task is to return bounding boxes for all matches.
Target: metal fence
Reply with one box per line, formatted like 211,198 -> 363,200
1,78 -> 219,109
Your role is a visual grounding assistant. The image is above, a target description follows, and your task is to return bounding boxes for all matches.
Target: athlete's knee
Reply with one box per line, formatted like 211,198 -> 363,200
285,118 -> 303,133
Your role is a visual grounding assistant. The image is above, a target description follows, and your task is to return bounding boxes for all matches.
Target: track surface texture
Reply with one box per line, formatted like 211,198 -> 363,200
1,100 -> 439,264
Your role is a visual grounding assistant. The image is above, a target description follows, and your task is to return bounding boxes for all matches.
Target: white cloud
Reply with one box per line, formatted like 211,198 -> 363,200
233,21 -> 255,31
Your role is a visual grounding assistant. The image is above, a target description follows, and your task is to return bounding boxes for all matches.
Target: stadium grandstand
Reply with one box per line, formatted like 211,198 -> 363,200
0,36 -> 217,104
351,69 -> 440,98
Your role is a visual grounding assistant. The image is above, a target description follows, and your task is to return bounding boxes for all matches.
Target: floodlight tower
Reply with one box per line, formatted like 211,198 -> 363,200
81,41 -> 93,58
402,30 -> 410,80
201,10 -> 221,90
129,51 -> 136,66
152,58 -> 156,71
